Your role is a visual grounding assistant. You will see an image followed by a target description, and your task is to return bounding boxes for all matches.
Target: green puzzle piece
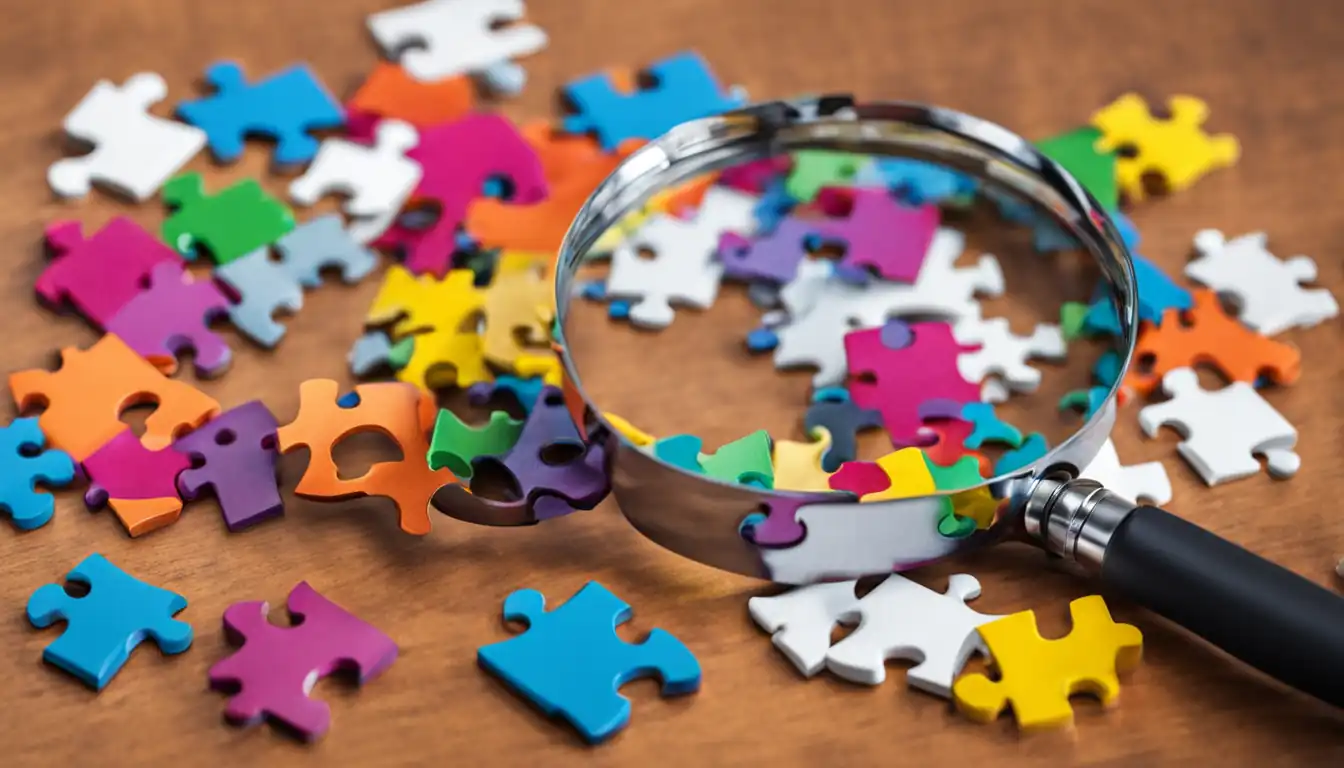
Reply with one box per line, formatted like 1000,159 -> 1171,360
387,336 -> 415,370
427,409 -> 525,479
785,150 -> 865,202
1060,301 -> 1090,340
699,430 -> 774,488
161,172 -> 295,266
1036,126 -> 1118,211
924,454 -> 987,539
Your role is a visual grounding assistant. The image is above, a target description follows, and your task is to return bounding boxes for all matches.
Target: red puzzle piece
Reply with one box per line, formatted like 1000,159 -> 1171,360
104,261 -> 232,377
82,430 -> 190,537
814,187 -> 938,283
36,217 -> 183,328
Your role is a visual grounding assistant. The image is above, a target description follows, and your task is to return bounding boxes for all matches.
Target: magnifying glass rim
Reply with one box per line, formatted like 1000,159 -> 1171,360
553,95 -> 1138,507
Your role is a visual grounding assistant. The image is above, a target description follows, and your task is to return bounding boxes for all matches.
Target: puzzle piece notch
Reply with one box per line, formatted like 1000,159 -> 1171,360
26,554 -> 192,690
1079,439 -> 1172,505
1186,229 -> 1339,336
162,172 -> 296,266
1138,368 -> 1299,485
104,260 -> 232,377
37,217 -> 184,329
367,0 -> 549,82
214,247 -> 305,348
953,595 -> 1143,732
82,430 -> 191,537
175,401 -> 284,532
1091,94 -> 1239,201
0,417 -> 76,531
427,409 -> 525,478
209,581 -> 398,741
477,582 -> 701,744
49,72 -> 206,201
176,61 -> 343,165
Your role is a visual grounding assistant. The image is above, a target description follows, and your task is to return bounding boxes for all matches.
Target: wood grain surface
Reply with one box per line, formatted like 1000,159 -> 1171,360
1,1 -> 1342,765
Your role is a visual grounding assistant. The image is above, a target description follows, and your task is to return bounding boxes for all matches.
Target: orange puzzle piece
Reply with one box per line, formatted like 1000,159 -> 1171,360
9,334 -> 220,461
1123,289 -> 1301,395
275,379 -> 455,535
347,62 -> 474,129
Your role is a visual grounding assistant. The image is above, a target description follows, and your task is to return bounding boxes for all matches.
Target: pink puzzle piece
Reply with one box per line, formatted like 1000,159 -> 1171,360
814,187 -> 938,283
718,156 -> 792,193
828,460 -> 891,497
209,581 -> 399,741
174,401 -> 283,532
845,322 -> 980,448
81,430 -> 191,536
104,261 -> 232,377
375,114 -> 547,277
36,217 -> 184,328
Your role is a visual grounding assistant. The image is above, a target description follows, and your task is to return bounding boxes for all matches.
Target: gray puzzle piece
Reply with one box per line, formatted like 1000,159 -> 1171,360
349,331 -> 393,376
274,214 -> 377,287
215,248 -> 304,347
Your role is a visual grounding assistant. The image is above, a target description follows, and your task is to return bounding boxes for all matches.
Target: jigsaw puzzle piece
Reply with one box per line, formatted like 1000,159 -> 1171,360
273,214 -> 377,286
959,403 -> 1023,449
1091,94 -> 1239,201
397,327 -> 492,391
719,156 -> 792,194
49,72 -> 206,201
177,61 -> 343,165
346,62 -> 474,129
367,0 -> 548,82
81,430 -> 191,537
290,119 -> 422,245
829,447 -> 935,504
175,402 -> 284,532
698,430 -> 774,488
785,150 -> 863,202
210,581 -> 398,741
477,582 -> 701,744
953,315 -> 1066,394
482,252 -> 555,371
10,334 -> 219,461
1084,253 -> 1193,335
1079,438 -> 1172,505
27,554 -> 192,690
349,331 -> 415,377
276,379 -> 455,535
467,375 -> 545,415
0,417 -> 76,531
953,595 -> 1143,732
717,218 -> 820,285
814,187 -> 939,283
214,247 -> 305,347
1035,126 -> 1118,210
771,427 -> 834,493
993,433 -> 1050,476
1138,368 -> 1299,485
803,388 -> 883,472
855,157 -> 978,206
162,173 -> 296,266
925,454 -> 998,537
1186,229 -> 1339,336
104,261 -> 231,377
427,409 -> 525,478
37,217 -> 184,329
748,580 -> 860,676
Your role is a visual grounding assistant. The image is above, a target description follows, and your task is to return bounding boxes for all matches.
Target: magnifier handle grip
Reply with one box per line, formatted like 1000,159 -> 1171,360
1101,505 -> 1344,708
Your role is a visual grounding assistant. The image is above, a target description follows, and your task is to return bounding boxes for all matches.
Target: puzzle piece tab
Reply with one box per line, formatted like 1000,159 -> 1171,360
49,72 -> 206,201
104,261 -> 231,377
210,581 -> 398,741
162,172 -> 295,266
27,554 -> 192,690
1186,229 -> 1339,336
367,0 -> 549,82
1091,94 -> 1239,201
10,334 -> 220,461
82,430 -> 191,537
37,217 -> 183,329
0,417 -> 75,531
953,595 -> 1143,732
175,401 -> 284,532
176,61 -> 343,166
477,582 -> 701,743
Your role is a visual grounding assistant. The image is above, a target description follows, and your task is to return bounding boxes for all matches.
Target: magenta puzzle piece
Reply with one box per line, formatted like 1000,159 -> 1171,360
104,261 -> 232,377
375,114 -> 547,277
845,321 -> 981,448
209,581 -> 398,741
827,460 -> 892,498
718,156 -> 792,194
82,430 -> 191,507
36,217 -> 184,328
814,187 -> 938,283
174,401 -> 283,532
718,217 -> 821,285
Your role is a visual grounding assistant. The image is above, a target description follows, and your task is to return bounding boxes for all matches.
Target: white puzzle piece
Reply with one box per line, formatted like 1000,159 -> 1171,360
748,581 -> 860,677
1079,438 -> 1173,505
289,120 -> 422,244
825,573 -> 1001,698
48,72 -> 206,201
368,0 -> 548,82
606,187 -> 756,328
953,313 -> 1066,393
1187,229 -> 1338,336
1138,367 -> 1300,486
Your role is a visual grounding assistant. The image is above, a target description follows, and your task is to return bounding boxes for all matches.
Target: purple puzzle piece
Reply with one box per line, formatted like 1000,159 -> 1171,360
718,156 -> 792,194
814,187 -> 938,283
717,217 -> 822,284
432,386 -> 610,527
375,114 -> 547,278
174,401 -> 283,532
209,581 -> 398,741
36,217 -> 183,328
846,322 -> 981,448
105,261 -> 232,377
82,430 -> 191,507
741,494 -> 845,548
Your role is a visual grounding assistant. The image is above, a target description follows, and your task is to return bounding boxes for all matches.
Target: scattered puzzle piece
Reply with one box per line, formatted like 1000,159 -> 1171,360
175,402 -> 284,532
365,266 -> 491,390
925,454 -> 998,537
953,314 -> 1066,395
1091,93 -> 1239,201
717,217 -> 821,285
26,554 -> 192,690
82,430 -> 191,537
209,581 -> 399,741
348,331 -> 415,376
37,217 -> 183,329
176,61 -> 343,165
214,247 -> 305,347
428,409 -> 525,478
104,261 -> 231,377
0,417 -> 75,531
346,62 -> 474,129
959,403 -> 1023,450
854,157 -> 978,205
771,428 -> 834,493
1079,438 -> 1172,505
162,172 -> 296,266
953,595 -> 1143,732
49,72 -> 206,201
368,0 -> 549,82
482,252 -> 555,371
748,580 -> 861,676
478,581 -> 701,744
273,214 -> 377,286
10,334 -> 219,461
803,388 -> 883,472
1186,229 -> 1339,336
700,430 -> 774,488
1035,126 -> 1118,210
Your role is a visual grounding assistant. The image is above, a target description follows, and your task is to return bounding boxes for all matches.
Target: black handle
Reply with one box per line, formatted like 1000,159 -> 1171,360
1101,505 -> 1344,708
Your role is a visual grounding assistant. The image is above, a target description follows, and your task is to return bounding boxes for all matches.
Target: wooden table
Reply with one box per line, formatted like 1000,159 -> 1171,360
2,0 -> 1342,764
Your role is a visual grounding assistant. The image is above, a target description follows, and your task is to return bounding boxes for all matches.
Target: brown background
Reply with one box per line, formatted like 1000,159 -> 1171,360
1,0 -> 1342,765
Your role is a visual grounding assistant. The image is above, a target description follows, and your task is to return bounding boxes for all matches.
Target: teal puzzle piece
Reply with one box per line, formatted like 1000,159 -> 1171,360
0,417 -> 75,531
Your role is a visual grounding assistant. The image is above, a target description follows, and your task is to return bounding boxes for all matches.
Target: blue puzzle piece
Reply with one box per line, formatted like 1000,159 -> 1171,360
855,157 -> 978,205
1092,350 -> 1123,387
608,300 -> 632,320
26,554 -> 193,690
1082,252 -> 1193,335
0,417 -> 75,531
994,433 -> 1050,476
478,582 -> 701,743
1060,386 -> 1111,420
468,376 -> 547,416
960,403 -> 1024,450
752,178 -> 796,235
177,61 -> 344,165
651,435 -> 704,474
561,51 -> 745,151
337,391 -> 361,408
745,327 -> 779,352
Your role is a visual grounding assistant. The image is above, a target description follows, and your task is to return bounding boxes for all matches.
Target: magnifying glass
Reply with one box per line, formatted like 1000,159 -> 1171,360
435,96 -> 1344,709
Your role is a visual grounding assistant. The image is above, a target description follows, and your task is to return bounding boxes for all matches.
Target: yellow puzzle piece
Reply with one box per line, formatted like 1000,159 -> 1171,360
1091,93 -> 1240,201
862,447 -> 936,502
397,326 -> 490,390
953,595 -> 1144,732
771,427 -> 834,492
482,251 -> 555,372
604,412 -> 655,447
367,266 -> 484,337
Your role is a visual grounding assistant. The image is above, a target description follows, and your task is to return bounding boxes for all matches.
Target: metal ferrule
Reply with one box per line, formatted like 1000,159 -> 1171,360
1023,476 -> 1139,571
